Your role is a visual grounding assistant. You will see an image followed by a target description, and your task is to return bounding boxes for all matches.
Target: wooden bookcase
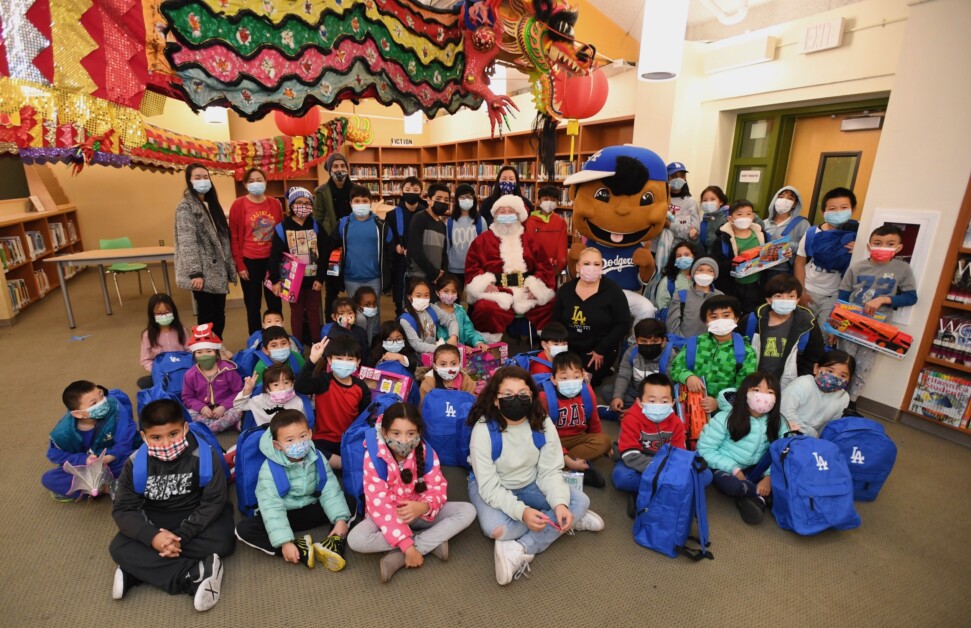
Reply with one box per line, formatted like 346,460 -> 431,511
900,175 -> 971,439
0,201 -> 84,324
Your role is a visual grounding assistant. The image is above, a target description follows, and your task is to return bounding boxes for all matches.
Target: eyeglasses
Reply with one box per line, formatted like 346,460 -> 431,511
498,393 -> 532,403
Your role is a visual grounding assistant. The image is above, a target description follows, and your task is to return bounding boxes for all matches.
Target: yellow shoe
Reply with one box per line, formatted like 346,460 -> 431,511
313,535 -> 347,572
294,534 -> 315,569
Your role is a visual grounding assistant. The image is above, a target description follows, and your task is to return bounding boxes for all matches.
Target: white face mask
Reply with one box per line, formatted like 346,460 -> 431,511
707,318 -> 737,336
701,201 -> 720,214
411,298 -> 430,312
540,200 -> 557,213
774,198 -> 795,214
694,273 -> 715,287
732,217 -> 753,230
435,366 -> 460,381
548,344 -> 569,357
458,198 -> 474,211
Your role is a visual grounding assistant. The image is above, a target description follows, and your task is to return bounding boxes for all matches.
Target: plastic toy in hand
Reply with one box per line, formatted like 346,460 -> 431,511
63,452 -> 115,499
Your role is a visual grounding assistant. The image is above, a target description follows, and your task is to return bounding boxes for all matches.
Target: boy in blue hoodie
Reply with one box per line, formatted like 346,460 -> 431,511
43,381 -> 137,501
235,409 -> 351,570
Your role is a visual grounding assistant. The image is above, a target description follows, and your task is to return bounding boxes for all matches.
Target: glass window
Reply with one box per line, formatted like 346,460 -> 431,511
733,166 -> 766,206
809,153 -> 860,224
738,119 -> 773,159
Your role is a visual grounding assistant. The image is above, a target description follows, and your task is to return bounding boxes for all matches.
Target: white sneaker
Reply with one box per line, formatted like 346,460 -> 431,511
193,554 -> 223,612
573,510 -> 605,532
494,540 -> 534,586
111,566 -> 127,600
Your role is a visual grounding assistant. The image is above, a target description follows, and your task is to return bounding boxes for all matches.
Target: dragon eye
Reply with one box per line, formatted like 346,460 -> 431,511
640,191 -> 655,206
594,188 -> 610,203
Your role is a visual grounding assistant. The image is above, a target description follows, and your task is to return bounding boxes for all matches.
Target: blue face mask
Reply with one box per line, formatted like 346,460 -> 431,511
87,396 -> 112,420
383,340 -> 405,353
555,379 -> 584,398
824,209 -> 852,226
362,306 -> 378,318
498,181 -> 516,195
330,359 -> 358,379
351,204 -> 371,218
270,347 -> 291,363
191,179 -> 212,194
282,439 -> 312,460
246,182 -> 266,196
770,299 -> 798,316
495,213 -> 519,225
459,198 -> 474,211
674,256 -> 694,270
641,402 -> 674,423
669,178 -> 686,192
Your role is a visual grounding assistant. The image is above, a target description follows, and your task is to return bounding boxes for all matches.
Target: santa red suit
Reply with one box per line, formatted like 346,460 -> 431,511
465,195 -> 556,335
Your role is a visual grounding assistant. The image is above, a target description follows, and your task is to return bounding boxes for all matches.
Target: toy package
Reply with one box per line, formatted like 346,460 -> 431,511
730,236 -> 791,278
562,470 -> 584,492
828,300 -> 912,359
264,253 -> 305,303
358,365 -> 413,400
675,380 -> 710,451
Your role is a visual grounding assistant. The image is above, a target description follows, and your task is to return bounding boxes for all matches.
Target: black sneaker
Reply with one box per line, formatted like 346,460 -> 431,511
736,497 -> 766,525
295,534 -> 315,569
192,554 -> 223,612
312,535 -> 347,572
582,466 -> 606,489
627,493 -> 637,519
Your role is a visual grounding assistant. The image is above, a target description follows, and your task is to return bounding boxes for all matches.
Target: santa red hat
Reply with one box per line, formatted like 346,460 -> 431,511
188,323 -> 222,351
489,194 -> 528,223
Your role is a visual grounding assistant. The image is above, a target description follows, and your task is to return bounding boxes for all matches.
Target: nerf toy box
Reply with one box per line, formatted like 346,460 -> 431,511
827,300 -> 912,359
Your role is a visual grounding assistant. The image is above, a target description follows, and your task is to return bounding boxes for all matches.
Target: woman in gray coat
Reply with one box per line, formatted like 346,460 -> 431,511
174,163 -> 236,337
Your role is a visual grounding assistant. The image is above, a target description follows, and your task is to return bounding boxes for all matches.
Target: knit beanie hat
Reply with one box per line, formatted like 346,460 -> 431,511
325,152 -> 348,172
287,186 -> 313,208
188,323 -> 222,352
692,256 -> 719,279
490,194 -> 528,223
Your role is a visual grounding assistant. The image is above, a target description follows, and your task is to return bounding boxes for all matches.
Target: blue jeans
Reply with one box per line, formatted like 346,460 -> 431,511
611,461 -> 642,493
710,451 -> 772,498
344,277 -> 383,323
468,477 -> 589,556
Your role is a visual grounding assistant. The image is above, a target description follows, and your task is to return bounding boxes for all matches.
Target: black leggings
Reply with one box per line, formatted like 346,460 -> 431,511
194,291 -> 227,338
241,257 -> 282,334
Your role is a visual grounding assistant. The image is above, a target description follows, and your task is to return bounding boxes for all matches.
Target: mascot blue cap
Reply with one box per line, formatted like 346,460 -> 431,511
564,146 -> 668,186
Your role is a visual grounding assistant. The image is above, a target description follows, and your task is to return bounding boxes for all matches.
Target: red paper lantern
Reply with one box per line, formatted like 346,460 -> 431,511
557,68 -> 609,120
274,106 -> 321,136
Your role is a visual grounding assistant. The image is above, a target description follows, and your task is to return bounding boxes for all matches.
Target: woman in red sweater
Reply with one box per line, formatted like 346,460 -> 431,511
229,168 -> 284,334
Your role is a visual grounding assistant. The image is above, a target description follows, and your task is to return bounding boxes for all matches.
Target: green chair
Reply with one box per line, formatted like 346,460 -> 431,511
99,237 -> 157,306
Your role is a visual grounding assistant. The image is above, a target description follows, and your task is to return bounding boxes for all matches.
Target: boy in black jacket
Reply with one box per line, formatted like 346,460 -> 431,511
109,399 -> 235,612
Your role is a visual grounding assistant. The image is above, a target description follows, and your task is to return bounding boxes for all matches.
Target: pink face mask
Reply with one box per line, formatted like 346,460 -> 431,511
578,266 -> 601,282
147,432 -> 189,462
869,247 -> 897,263
438,292 -> 457,305
747,391 -> 776,416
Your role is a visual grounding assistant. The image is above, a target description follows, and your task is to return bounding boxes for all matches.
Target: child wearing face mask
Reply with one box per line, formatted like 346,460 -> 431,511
337,186 -> 392,322
666,257 -> 724,338
713,200 -> 766,315
669,295 -> 757,413
182,324 -> 244,432
322,296 -> 370,357
296,336 -> 371,470
740,274 -> 825,388
445,183 -> 488,285
406,182 -> 451,283
352,285 -> 380,345
235,409 -> 350,570
420,344 -> 477,404
434,274 -> 490,351
612,373 -> 686,517
139,293 -> 191,389
253,325 -> 306,386
836,224 -> 917,406
388,177 -> 426,317
529,323 -> 570,378
607,319 -> 672,415
366,321 -> 418,373
233,364 -> 307,427
538,352 -> 611,489
44,381 -> 137,501
696,371 -> 789,525
781,351 -> 855,437
399,278 -> 459,355
348,402 -> 476,582
524,185 -> 568,276
763,186 -> 808,280
268,186 -> 327,343
655,240 -> 702,314
666,162 -> 700,244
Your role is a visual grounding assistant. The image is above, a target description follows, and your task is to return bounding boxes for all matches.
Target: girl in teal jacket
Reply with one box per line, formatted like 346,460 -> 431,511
435,274 -> 491,350
697,371 -> 788,526
235,410 -> 351,570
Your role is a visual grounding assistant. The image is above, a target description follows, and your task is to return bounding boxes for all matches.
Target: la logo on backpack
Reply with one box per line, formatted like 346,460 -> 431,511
812,451 -> 829,471
850,447 -> 865,465
445,401 -> 457,418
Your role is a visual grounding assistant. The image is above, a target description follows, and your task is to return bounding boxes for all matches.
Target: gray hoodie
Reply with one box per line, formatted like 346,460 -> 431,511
764,186 -> 810,273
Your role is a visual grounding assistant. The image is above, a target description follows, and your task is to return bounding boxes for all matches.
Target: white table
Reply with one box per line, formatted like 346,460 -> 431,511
45,247 -> 174,328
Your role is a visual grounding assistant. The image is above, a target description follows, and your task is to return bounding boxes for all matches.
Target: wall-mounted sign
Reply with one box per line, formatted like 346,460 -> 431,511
799,17 -> 845,54
390,138 -> 415,146
739,170 -> 761,183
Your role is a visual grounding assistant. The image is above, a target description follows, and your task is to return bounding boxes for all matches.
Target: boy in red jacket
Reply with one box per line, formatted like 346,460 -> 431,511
537,352 -> 612,488
612,372 -> 686,517
524,185 -> 568,279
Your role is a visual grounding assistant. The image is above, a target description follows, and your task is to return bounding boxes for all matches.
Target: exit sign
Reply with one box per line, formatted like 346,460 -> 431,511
798,17 -> 844,54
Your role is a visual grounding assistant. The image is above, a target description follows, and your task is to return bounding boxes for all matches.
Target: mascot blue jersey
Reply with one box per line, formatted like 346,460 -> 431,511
588,241 -> 643,291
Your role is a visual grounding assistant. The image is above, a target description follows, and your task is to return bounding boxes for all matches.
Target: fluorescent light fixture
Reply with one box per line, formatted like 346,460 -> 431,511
202,106 -> 228,124
404,111 -> 424,135
637,0 -> 689,81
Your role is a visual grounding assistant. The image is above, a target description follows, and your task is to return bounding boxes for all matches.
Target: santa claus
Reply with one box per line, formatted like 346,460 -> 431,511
464,195 -> 556,338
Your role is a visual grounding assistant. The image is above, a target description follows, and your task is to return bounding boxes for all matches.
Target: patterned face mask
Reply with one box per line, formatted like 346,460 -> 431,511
815,371 -> 848,393
386,435 -> 420,458
147,432 -> 189,462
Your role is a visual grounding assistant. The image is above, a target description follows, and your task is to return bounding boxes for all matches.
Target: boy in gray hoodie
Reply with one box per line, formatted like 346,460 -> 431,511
763,186 -> 810,280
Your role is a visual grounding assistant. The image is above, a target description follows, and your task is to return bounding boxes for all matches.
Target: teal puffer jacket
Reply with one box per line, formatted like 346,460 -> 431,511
255,428 -> 350,548
696,388 -> 788,474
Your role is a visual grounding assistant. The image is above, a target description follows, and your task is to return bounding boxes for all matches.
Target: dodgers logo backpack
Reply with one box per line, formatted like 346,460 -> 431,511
420,388 -> 476,468
151,351 -> 194,396
340,393 -> 403,517
820,417 -> 897,502
131,422 -> 228,495
633,444 -> 713,560
770,434 -> 861,535
234,424 -> 327,517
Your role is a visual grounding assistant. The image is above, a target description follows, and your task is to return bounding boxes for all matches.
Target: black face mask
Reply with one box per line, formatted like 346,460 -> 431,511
498,396 -> 532,422
432,201 -> 450,216
402,192 -> 420,206
638,344 -> 663,360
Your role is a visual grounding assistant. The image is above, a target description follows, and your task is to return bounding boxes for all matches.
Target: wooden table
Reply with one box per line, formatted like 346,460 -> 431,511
45,247 -> 174,328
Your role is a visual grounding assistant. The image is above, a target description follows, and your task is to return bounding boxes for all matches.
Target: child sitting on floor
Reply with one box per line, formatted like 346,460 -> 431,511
182,324 -> 244,432
399,278 -> 458,355
138,293 -> 190,389
353,285 -> 381,345
434,274 -> 490,351
253,325 -> 305,384
606,319 -> 671,416
365,321 -> 418,373
245,309 -> 302,352
419,343 -> 477,404
323,296 -> 370,358
781,350 -> 855,437
233,364 -> 307,427
529,322 -> 570,379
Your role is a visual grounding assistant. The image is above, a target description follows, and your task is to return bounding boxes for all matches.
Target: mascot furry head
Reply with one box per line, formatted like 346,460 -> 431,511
563,145 -> 669,284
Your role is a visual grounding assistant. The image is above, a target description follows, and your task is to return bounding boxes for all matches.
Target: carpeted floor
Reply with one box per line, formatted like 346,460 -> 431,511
3,269 -> 970,627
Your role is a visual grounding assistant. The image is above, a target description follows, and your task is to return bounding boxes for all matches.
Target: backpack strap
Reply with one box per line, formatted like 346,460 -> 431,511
275,223 -> 284,241
579,383 -> 594,419
682,455 -> 713,561
781,215 -> 806,238
321,322 -> 335,337
419,441 -> 436,475
187,424 -> 214,488
732,333 -> 747,374
364,427 -> 390,481
685,336 -> 698,372
399,314 -> 418,335
396,207 -> 405,240
804,226 -> 817,260
268,460 -> 291,497
659,342 -> 674,373
313,455 -> 327,496
678,289 -> 687,321
446,218 -> 454,246
745,313 -> 757,341
487,420 -> 544,461
797,331 -> 809,352
476,217 -> 485,236
700,219 -> 707,245
541,379 -> 559,423
427,306 -> 439,327
667,276 -> 676,297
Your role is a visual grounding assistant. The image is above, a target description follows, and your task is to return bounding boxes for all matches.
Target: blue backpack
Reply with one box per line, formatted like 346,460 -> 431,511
656,283 -> 688,324
131,422 -> 228,495
508,350 -> 552,384
744,314 -> 809,353
151,351 -> 194,396
627,333 -> 683,374
375,359 -> 420,407
820,417 -> 897,502
420,388 -> 476,467
633,444 -> 713,560
461,419 -> 547,474
540,378 -> 594,424
240,393 -> 316,432
769,434 -> 861,535
803,222 -> 858,273
234,424 -> 328,517
136,385 -> 192,422
684,333 -> 747,374
340,393 -> 404,516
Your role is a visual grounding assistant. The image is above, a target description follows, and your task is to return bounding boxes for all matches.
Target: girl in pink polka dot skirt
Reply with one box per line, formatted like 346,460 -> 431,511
346,403 -> 476,582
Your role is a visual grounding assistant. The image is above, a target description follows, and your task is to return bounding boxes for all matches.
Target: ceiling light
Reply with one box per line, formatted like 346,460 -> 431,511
637,0 -> 689,81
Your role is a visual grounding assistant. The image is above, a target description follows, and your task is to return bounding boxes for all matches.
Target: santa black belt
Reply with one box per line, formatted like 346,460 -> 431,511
498,272 -> 525,288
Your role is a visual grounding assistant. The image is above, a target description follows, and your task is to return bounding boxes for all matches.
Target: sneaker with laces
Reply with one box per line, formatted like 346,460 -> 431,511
573,509 -> 605,532
379,550 -> 406,583
294,534 -> 315,569
430,541 -> 449,561
192,554 -> 223,612
494,540 -> 534,586
312,535 -> 347,572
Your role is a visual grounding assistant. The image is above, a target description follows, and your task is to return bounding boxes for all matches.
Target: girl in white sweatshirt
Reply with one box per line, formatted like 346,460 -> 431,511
466,366 -> 604,586
780,350 -> 855,437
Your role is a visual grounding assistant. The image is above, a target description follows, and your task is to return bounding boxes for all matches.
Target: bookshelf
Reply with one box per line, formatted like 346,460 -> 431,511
0,201 -> 84,324
901,175 -> 971,438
